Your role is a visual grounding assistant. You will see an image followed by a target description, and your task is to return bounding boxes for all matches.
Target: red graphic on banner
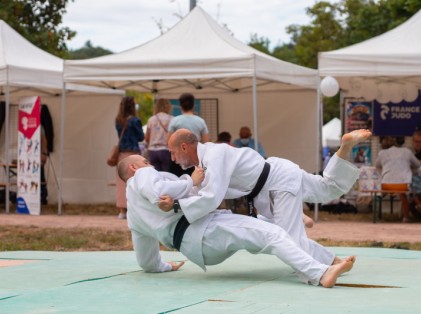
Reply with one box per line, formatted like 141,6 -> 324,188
18,97 -> 40,139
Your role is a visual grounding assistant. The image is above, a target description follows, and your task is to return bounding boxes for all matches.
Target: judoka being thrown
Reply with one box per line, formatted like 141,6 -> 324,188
117,155 -> 354,288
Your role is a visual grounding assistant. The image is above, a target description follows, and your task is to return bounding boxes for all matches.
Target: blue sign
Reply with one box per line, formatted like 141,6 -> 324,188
373,92 -> 421,136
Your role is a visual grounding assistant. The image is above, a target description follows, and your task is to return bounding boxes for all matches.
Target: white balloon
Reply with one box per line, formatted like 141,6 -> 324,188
404,83 -> 419,102
320,76 -> 340,97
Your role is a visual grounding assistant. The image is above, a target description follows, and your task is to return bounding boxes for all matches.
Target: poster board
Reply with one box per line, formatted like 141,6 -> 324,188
345,98 -> 373,165
16,96 -> 41,215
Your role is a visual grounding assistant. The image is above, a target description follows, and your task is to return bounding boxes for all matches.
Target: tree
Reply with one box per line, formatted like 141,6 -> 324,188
66,41 -> 113,60
248,33 -> 271,54
0,0 -> 75,57
272,0 -> 421,123
125,91 -> 154,125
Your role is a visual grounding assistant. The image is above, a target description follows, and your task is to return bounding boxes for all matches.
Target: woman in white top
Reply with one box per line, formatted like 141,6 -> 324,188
145,98 -> 173,171
375,136 -> 420,222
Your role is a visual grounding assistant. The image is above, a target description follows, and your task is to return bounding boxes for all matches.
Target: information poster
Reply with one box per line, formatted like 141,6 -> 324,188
345,99 -> 372,132
16,96 -> 41,215
345,99 -> 372,165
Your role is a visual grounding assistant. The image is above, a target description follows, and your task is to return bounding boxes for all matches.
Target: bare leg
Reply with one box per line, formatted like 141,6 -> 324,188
320,256 -> 355,288
336,129 -> 372,160
118,207 -> 127,219
400,194 -> 410,222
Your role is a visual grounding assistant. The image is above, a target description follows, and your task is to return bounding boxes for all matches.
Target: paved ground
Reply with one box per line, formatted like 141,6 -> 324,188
1,213 -> 421,243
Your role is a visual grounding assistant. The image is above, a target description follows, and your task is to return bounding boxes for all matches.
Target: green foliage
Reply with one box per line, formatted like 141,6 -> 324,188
248,0 -> 421,123
125,91 -> 154,125
0,0 -> 76,57
248,33 -> 271,54
65,40 -> 113,59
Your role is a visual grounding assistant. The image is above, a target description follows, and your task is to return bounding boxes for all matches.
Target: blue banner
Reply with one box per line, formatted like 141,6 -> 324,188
373,92 -> 421,136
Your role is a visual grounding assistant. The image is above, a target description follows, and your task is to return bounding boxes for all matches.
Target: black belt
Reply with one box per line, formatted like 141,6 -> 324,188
246,162 -> 271,218
173,215 -> 190,251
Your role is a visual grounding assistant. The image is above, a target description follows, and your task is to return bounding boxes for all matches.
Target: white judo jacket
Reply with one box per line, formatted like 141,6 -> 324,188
179,142 -> 359,223
126,167 -> 211,272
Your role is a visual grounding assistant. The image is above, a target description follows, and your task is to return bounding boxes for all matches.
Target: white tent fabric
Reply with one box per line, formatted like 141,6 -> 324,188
319,9 -> 421,87
0,20 -> 123,213
322,117 -> 341,147
64,7 -> 318,90
64,6 -> 321,173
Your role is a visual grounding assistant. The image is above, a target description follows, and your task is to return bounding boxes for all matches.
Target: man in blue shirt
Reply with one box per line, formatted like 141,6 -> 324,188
233,126 -> 266,158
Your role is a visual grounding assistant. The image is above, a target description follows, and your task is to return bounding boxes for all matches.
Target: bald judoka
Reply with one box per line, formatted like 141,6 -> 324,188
161,128 -> 371,267
117,155 -> 354,288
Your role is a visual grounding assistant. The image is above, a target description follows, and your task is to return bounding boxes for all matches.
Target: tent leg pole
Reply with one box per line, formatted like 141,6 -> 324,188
58,84 -> 66,215
5,83 -> 10,214
252,62 -> 258,151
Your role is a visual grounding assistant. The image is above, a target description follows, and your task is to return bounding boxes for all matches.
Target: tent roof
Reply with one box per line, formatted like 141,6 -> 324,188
0,20 -> 63,90
322,117 -> 341,147
0,20 -> 122,96
319,10 -> 421,79
64,6 -> 318,93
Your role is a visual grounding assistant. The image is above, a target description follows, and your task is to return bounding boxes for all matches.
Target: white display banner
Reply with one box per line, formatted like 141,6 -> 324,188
16,96 -> 41,215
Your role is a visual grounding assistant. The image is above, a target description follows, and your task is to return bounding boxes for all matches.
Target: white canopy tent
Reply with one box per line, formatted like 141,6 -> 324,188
319,10 -> 421,101
322,117 -> 341,148
64,6 -> 322,175
0,20 -> 123,214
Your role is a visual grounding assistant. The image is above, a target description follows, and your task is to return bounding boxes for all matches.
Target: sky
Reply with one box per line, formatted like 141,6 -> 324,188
62,0 -> 325,53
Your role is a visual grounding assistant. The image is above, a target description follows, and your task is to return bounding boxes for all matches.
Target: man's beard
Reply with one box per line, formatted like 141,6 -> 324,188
178,155 -> 193,169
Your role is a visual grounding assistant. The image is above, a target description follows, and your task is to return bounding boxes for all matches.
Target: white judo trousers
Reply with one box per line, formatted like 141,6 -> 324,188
200,211 -> 328,285
180,143 -> 360,267
265,154 -> 360,266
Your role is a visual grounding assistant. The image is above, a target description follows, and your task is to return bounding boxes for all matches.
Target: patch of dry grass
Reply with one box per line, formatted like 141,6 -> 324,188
2,204 -> 421,251
39,203 -> 118,215
0,225 -> 133,251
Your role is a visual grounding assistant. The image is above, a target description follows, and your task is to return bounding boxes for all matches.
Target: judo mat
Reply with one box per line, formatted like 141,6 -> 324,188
0,247 -> 420,314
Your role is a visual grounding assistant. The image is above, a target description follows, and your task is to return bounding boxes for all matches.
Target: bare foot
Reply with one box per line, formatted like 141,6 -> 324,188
337,129 -> 372,159
319,257 -> 355,288
332,256 -> 342,265
303,214 -> 314,228
332,255 -> 356,265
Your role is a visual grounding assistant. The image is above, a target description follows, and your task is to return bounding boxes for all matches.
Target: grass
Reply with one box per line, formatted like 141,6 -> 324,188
0,225 -> 133,251
1,203 -> 421,251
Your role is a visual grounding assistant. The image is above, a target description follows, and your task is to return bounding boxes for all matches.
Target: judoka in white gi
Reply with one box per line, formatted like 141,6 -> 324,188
163,129 -> 372,266
117,155 -> 354,288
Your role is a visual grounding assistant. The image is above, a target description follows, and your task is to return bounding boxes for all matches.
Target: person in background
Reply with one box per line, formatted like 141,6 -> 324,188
412,129 -> 421,161
40,104 -> 54,205
216,131 -> 232,145
145,98 -> 173,172
168,93 -> 209,177
233,126 -> 266,158
375,136 -> 420,223
323,149 -> 333,170
167,93 -> 209,143
114,96 -> 144,219
40,127 -> 48,205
